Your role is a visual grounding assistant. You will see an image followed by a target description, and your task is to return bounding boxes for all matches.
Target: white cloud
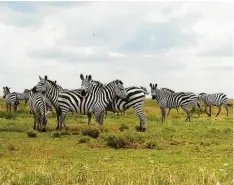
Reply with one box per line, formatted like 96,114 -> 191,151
0,2 -> 233,98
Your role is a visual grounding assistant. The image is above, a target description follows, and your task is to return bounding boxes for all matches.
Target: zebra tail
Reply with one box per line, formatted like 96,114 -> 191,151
140,86 -> 149,95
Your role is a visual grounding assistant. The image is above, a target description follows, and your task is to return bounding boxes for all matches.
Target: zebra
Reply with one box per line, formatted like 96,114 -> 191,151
105,86 -> 149,131
33,75 -> 64,129
57,74 -> 127,129
28,87 -> 48,132
165,92 -> 200,117
15,90 -> 30,106
149,83 -> 191,123
23,88 -> 55,114
160,87 -> 179,115
3,86 -> 19,112
198,93 -> 231,117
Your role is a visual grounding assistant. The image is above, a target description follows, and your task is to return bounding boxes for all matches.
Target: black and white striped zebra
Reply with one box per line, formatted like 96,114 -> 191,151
3,86 -> 19,112
57,75 -> 127,129
160,88 -> 200,117
33,76 -> 64,129
150,83 -> 191,123
105,86 -> 149,131
24,89 -> 54,114
28,87 -> 48,132
198,93 -> 231,117
16,90 -> 30,105
160,87 -> 179,115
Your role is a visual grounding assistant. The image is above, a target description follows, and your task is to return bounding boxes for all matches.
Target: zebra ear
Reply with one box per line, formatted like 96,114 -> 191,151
80,74 -> 84,80
44,75 -> 48,80
88,75 -> 92,81
155,84 -> 157,88
39,76 -> 42,80
149,83 -> 152,88
54,80 -> 57,84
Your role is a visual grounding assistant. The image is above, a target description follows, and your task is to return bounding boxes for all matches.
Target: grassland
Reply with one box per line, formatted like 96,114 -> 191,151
0,98 -> 233,185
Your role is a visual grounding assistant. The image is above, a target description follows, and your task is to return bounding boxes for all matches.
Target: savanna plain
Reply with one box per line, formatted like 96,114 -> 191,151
0,98 -> 233,185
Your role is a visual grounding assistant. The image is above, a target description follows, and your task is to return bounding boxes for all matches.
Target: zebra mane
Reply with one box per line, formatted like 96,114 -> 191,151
161,88 -> 175,93
47,79 -> 61,89
91,80 -> 104,89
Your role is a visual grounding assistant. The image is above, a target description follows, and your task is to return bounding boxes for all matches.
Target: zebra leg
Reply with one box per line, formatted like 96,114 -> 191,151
215,105 -> 222,117
59,112 -> 67,130
41,116 -> 47,132
33,114 -> 37,130
100,111 -> 105,125
55,107 -> 61,130
181,106 -> 190,122
36,115 -> 40,130
167,108 -> 172,117
133,105 -> 146,131
95,111 -> 102,125
209,106 -> 212,117
87,113 -> 92,125
160,107 -> 166,123
224,104 -> 229,116
204,105 -> 210,116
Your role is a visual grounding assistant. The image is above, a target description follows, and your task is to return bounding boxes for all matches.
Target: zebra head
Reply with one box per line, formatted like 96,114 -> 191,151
149,83 -> 158,100
198,93 -> 206,102
80,74 -> 93,96
114,80 -> 128,99
34,75 -> 48,93
3,86 -> 10,99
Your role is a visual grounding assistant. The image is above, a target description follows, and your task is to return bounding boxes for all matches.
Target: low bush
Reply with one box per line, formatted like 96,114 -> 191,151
81,127 -> 100,139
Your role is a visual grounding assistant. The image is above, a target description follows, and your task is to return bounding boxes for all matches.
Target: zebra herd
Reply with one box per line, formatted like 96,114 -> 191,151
2,74 -> 232,132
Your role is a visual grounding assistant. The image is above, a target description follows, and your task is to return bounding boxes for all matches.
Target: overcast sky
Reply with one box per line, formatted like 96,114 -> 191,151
0,1 -> 233,98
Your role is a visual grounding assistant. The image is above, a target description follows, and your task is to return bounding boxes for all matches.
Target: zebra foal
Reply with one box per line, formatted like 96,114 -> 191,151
150,83 -> 191,123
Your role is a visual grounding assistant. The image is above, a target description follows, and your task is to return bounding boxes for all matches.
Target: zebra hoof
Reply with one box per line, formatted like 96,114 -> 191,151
135,125 -> 146,132
33,126 -> 36,130
41,128 -> 46,132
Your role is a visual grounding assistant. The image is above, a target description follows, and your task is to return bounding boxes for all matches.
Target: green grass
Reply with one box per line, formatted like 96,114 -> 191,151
0,98 -> 233,185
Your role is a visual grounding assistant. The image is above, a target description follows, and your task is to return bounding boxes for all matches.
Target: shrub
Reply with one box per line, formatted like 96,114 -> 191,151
145,141 -> 158,149
51,132 -> 61,138
79,136 -> 91,144
60,130 -> 72,136
81,127 -> 100,138
0,112 -> 16,119
27,131 -> 37,138
105,132 -> 144,149
7,144 -> 16,151
119,124 -> 129,132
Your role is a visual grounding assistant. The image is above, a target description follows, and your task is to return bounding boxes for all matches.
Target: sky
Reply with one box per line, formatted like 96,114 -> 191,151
0,1 -> 233,98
